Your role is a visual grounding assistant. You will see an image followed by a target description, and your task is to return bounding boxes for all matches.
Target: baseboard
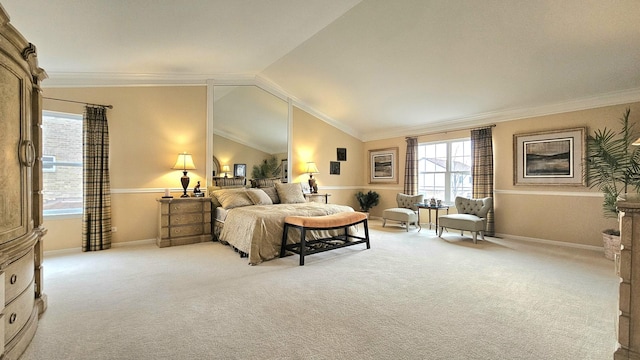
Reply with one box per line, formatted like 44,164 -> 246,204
494,233 -> 603,252
44,238 -> 156,256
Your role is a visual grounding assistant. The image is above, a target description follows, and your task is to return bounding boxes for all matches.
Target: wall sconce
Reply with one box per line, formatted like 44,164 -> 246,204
172,152 -> 196,198
222,165 -> 231,178
305,162 -> 319,193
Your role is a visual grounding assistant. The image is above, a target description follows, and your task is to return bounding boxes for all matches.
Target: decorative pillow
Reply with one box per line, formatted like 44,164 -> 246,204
246,188 -> 273,205
250,178 -> 281,188
210,187 -> 244,207
214,189 -> 253,209
275,182 -> 306,204
261,186 -> 280,204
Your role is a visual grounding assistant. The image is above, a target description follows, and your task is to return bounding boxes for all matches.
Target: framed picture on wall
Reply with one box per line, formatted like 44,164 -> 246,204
234,163 -> 246,178
337,148 -> 347,161
369,147 -> 399,184
330,161 -> 340,175
513,127 -> 586,186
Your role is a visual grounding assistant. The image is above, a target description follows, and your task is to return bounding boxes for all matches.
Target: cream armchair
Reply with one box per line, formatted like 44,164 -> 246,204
438,196 -> 493,243
382,193 -> 424,232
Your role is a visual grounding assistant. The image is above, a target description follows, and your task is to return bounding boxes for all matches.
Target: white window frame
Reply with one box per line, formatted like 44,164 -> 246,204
42,155 -> 56,173
417,138 -> 472,204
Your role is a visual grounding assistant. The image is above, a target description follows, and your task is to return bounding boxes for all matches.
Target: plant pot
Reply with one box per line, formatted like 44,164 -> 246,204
602,232 -> 621,261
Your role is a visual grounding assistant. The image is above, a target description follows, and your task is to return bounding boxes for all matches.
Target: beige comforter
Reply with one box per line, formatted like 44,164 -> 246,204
219,202 -> 355,265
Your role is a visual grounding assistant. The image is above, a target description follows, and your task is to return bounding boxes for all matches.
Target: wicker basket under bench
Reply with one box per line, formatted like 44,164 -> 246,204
280,212 -> 370,266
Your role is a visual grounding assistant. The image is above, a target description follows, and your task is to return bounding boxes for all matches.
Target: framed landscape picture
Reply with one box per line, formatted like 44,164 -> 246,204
513,127 -> 586,186
369,147 -> 398,184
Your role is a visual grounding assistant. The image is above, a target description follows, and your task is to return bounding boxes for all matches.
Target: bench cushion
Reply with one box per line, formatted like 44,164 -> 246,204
285,212 -> 366,228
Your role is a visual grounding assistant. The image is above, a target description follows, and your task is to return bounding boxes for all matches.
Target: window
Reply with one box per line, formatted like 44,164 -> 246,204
42,111 -> 83,216
418,139 -> 472,203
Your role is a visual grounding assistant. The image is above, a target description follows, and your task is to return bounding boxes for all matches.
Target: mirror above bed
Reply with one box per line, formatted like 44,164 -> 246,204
212,85 -> 289,182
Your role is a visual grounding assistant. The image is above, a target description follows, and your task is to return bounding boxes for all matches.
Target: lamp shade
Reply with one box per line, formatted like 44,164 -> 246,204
172,152 -> 196,170
221,165 -> 230,173
305,162 -> 319,174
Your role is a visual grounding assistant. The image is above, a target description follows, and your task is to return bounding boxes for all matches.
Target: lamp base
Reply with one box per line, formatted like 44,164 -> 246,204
308,177 -> 318,194
181,172 -> 190,198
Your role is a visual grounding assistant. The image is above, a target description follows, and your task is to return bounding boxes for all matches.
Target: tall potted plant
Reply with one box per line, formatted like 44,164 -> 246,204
585,108 -> 640,259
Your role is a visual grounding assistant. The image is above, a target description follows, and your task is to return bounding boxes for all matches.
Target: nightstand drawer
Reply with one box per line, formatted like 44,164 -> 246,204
4,280 -> 34,344
170,224 -> 204,238
170,202 -> 203,213
169,213 -> 204,226
4,250 -> 34,304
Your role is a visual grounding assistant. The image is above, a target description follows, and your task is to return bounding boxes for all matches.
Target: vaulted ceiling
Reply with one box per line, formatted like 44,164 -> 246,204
3,0 -> 640,141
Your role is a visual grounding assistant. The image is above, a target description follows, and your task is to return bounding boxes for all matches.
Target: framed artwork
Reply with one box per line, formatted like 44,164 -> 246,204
369,147 -> 399,184
330,161 -> 340,175
337,148 -> 347,161
513,127 -> 586,186
234,163 -> 246,178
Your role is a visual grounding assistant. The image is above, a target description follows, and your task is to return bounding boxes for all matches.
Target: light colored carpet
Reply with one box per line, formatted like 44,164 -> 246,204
20,220 -> 619,360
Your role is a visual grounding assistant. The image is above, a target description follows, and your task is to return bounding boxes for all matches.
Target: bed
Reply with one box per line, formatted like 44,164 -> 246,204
208,180 -> 355,265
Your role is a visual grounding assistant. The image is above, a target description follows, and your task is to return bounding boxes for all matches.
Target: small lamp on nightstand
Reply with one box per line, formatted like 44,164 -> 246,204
222,165 -> 231,178
306,162 -> 319,193
172,152 -> 196,198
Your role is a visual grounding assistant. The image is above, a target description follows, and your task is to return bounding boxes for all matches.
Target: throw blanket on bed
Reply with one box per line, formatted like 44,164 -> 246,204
219,202 -> 354,265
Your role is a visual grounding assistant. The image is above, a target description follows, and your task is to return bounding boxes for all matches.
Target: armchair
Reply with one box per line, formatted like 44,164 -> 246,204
382,193 -> 424,232
438,196 -> 493,243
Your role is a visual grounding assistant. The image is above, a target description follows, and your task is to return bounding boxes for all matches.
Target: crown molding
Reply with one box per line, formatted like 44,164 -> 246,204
361,87 -> 640,141
43,72 -> 255,87
213,128 -> 284,155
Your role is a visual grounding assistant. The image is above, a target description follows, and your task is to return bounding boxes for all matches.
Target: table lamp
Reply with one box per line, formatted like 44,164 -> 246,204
305,162 -> 319,193
172,152 -> 196,198
222,165 -> 231,178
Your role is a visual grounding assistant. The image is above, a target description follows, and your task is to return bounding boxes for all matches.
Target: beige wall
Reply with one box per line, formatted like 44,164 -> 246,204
40,84 -> 640,251
213,134 -> 272,178
292,107 -> 364,208
364,102 -> 640,248
42,86 -> 208,251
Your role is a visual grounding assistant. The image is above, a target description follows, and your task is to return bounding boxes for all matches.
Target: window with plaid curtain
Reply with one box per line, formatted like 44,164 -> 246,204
82,106 -> 112,251
404,137 -> 418,195
471,127 -> 494,236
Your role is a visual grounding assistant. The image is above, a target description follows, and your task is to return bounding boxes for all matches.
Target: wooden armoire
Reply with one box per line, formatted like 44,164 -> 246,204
0,4 -> 47,359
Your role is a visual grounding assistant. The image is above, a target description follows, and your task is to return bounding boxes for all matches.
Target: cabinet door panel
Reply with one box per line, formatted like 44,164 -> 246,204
0,60 -> 29,244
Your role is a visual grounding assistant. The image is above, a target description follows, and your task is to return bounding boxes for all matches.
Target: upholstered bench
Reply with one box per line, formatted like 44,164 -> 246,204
280,212 -> 370,266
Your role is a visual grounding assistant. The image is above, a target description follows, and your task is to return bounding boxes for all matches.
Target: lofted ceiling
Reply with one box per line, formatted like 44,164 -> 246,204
2,0 -> 640,141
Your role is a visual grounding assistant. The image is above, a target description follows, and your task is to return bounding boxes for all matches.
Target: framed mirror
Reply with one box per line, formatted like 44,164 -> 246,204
212,85 -> 288,183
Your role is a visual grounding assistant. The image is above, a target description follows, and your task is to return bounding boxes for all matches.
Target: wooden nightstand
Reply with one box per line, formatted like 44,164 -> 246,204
157,197 -> 212,248
304,193 -> 331,204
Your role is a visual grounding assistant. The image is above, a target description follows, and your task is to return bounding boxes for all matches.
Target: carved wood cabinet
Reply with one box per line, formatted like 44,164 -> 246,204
0,5 -> 47,359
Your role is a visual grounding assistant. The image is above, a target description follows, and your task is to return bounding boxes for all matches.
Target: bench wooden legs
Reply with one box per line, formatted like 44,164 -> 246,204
280,219 -> 370,266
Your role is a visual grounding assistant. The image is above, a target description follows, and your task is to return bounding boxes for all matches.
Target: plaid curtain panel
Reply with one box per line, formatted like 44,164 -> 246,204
82,106 -> 112,251
404,137 -> 418,195
471,127 -> 495,236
